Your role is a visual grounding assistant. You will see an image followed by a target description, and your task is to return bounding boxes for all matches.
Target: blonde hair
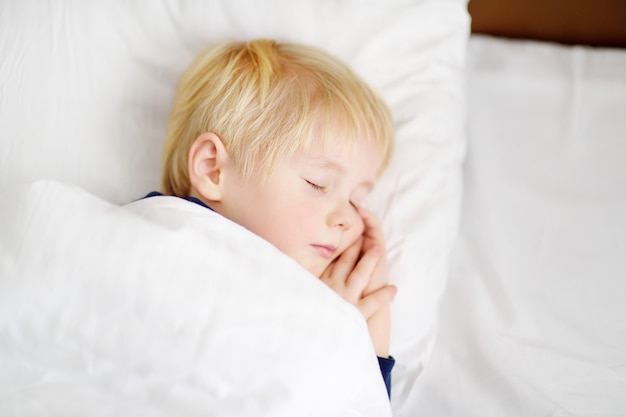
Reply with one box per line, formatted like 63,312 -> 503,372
161,39 -> 394,196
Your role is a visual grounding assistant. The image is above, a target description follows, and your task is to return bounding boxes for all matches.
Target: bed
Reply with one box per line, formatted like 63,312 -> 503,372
409,1 -> 626,415
0,0 -> 625,416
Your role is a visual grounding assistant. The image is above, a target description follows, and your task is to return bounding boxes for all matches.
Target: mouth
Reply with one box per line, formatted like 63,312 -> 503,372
311,244 -> 337,259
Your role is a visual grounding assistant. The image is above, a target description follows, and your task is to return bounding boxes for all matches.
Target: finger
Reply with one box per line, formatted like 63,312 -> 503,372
358,207 -> 385,247
357,284 -> 397,320
327,237 -> 362,283
357,206 -> 379,228
320,238 -> 361,281
345,247 -> 381,299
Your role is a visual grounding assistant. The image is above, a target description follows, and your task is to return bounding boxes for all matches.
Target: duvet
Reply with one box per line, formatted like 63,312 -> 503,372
0,180 -> 392,417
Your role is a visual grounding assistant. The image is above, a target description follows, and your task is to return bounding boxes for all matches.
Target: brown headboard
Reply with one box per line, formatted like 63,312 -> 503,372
468,0 -> 626,48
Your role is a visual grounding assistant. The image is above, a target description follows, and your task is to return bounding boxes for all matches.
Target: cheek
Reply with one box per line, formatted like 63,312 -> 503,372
259,200 -> 308,248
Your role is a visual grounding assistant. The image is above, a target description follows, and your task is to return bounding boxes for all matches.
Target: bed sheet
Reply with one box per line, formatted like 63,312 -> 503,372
404,35 -> 626,416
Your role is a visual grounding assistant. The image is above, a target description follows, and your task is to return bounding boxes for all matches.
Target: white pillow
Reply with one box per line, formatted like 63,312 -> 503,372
0,0 -> 469,412
407,35 -> 626,416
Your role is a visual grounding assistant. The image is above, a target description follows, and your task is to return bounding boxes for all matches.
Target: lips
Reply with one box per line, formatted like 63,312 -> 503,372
311,244 -> 337,259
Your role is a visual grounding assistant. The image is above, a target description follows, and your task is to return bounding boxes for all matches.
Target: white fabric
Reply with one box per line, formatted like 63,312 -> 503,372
407,35 -> 626,415
0,1 -> 470,414
0,180 -> 391,416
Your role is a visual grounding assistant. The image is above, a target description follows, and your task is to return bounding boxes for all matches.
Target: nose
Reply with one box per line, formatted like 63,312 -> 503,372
326,203 -> 355,230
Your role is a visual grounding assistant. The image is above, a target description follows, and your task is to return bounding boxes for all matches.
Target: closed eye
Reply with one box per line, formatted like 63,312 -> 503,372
305,179 -> 327,192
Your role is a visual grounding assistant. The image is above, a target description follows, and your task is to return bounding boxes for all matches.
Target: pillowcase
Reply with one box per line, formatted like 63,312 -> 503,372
410,34 -> 626,416
0,0 -> 469,412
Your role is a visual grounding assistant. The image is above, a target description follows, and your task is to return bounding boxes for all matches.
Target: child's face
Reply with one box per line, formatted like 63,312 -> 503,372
221,139 -> 382,277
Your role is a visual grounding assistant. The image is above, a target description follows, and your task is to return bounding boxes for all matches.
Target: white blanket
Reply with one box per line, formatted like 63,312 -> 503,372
0,180 -> 392,417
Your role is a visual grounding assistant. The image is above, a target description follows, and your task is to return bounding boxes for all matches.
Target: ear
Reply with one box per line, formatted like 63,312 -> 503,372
188,132 -> 230,202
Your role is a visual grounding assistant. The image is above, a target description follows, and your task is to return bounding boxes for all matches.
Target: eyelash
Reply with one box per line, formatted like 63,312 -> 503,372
306,180 -> 327,192
306,180 -> 358,211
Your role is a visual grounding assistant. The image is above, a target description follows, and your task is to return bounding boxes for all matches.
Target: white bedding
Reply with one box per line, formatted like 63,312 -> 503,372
2,0 -> 626,415
0,1 -> 470,415
3,1 -> 626,415
406,36 -> 626,415
0,180 -> 391,416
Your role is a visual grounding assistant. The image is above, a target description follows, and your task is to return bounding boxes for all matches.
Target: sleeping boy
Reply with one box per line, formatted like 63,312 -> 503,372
135,39 -> 397,396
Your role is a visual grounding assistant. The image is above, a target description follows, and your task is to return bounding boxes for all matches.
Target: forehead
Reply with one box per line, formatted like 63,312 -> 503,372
301,113 -> 390,177
295,138 -> 382,179
307,101 -> 393,173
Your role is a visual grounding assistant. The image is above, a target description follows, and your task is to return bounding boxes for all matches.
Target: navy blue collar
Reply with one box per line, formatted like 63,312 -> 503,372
142,191 -> 215,212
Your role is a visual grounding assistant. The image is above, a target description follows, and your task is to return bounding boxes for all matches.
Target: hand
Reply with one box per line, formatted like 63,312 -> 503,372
320,208 -> 395,357
357,207 -> 393,358
320,237 -> 396,321
358,207 -> 389,294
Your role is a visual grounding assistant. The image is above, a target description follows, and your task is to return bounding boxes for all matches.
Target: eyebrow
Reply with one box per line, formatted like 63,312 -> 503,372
309,158 -> 345,173
308,157 -> 375,192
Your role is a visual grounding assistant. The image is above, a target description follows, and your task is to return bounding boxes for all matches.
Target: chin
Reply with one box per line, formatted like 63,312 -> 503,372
303,261 -> 328,278
307,266 -> 324,278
